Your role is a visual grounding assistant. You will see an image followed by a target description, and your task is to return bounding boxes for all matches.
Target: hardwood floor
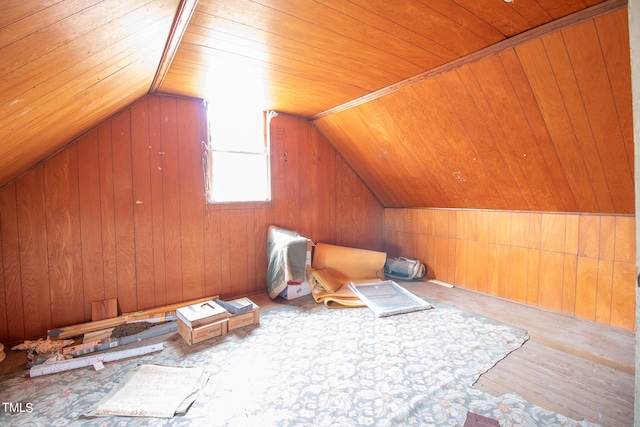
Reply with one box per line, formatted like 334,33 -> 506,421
399,280 -> 635,427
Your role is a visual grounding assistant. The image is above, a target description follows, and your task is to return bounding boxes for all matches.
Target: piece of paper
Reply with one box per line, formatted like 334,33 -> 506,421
91,364 -> 208,418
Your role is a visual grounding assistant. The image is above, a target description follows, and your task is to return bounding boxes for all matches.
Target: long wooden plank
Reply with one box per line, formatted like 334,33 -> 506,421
335,159 -> 357,247
77,130 -> 105,320
599,216 -> 616,260
131,97 -> 156,310
219,210 -> 231,297
48,316 -> 126,339
16,166 -> 52,338
228,210 -> 249,297
98,122 -> 118,301
44,147 -> 84,328
204,209 -> 222,298
0,184 -> 25,341
540,213 -> 566,252
160,96 -> 184,304
122,294 -> 218,316
112,110 -> 138,314
176,98 -> 206,301
253,206 -> 269,292
245,209 -> 257,294
0,229 -> 6,342
148,95 -> 167,308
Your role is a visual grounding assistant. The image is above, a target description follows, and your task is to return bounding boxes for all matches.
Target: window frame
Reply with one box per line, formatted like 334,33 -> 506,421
203,106 -> 276,205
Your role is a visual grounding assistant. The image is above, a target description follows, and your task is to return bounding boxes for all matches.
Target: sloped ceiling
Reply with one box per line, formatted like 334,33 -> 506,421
314,6 -> 633,213
0,0 -> 632,214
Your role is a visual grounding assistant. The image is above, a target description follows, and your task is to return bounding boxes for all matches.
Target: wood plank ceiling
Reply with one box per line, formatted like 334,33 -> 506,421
160,0 -> 610,117
1,0 -> 632,215
0,0 -> 182,188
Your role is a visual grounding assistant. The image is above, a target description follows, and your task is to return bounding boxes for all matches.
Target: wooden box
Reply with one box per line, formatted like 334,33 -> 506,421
178,317 -> 228,346
227,298 -> 260,331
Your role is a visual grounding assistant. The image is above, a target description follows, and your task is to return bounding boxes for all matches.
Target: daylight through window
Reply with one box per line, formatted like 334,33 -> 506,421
204,102 -> 274,203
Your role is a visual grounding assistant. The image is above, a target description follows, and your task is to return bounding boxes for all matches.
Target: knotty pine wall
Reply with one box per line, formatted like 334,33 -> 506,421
384,208 -> 636,330
0,94 -> 383,342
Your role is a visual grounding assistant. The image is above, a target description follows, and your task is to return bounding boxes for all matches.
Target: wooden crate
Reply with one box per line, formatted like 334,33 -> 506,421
178,317 -> 228,346
227,298 -> 260,331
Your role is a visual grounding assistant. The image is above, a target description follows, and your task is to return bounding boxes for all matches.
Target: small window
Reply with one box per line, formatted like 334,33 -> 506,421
204,102 -> 275,204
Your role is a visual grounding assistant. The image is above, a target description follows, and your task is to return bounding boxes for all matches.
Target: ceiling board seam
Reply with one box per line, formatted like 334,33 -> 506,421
150,0 -> 199,93
309,0 -> 626,121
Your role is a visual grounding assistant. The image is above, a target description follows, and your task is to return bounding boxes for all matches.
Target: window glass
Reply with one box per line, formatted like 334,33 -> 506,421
204,105 -> 273,204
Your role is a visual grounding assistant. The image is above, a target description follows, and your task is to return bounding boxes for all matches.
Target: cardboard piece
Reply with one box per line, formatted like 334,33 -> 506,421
227,298 -> 260,331
178,318 -> 228,346
176,300 -> 228,329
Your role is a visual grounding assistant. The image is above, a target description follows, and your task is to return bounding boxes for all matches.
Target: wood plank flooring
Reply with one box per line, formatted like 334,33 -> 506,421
399,280 -> 635,427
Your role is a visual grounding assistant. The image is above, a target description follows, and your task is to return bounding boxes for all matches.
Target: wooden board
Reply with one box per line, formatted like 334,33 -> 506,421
92,299 -> 119,322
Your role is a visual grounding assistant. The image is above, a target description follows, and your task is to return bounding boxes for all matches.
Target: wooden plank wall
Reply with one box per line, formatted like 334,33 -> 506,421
0,94 -> 383,342
385,208 -> 636,330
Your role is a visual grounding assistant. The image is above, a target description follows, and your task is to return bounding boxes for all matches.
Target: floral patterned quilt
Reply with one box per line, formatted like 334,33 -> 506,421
0,296 -> 598,426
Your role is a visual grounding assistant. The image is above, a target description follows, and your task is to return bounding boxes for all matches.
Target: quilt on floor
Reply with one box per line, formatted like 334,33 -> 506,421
0,296 -> 599,427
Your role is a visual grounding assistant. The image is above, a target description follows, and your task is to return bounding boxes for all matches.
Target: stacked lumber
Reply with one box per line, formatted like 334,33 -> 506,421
14,296 -> 219,376
48,295 -> 218,339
